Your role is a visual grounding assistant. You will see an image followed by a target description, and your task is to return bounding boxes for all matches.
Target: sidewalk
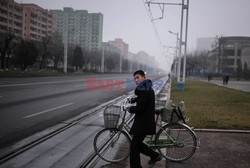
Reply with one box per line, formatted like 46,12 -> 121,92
105,131 -> 250,168
203,79 -> 250,92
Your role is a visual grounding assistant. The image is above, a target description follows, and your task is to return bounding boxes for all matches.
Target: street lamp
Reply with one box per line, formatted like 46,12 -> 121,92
177,0 -> 189,90
169,0 -> 189,91
168,31 -> 179,81
63,26 -> 74,74
101,44 -> 105,73
63,26 -> 68,74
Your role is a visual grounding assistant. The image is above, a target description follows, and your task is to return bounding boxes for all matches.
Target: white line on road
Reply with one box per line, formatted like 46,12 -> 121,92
0,80 -> 85,87
0,76 -> 132,88
74,84 -> 87,88
23,103 -> 74,119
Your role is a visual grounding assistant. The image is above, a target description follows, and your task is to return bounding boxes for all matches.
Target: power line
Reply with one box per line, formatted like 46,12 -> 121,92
142,0 -> 165,54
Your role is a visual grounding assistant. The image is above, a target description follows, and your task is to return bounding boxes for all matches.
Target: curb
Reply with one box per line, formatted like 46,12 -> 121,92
194,128 -> 250,134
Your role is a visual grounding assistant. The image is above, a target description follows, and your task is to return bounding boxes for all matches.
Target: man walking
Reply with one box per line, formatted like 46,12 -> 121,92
128,70 -> 162,168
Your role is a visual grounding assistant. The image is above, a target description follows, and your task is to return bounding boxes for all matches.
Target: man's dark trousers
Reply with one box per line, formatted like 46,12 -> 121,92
130,135 -> 159,168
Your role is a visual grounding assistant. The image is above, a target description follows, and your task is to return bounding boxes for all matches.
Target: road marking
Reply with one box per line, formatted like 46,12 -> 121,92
23,103 -> 74,119
74,84 -> 86,88
0,77 -> 129,88
0,80 -> 84,87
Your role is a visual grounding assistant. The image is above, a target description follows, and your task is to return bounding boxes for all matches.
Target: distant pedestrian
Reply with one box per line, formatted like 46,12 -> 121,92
223,76 -> 226,85
225,75 -> 229,85
208,74 -> 211,82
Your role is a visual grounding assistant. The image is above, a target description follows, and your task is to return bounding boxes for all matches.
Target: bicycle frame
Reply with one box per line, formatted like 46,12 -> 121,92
94,98 -> 199,163
144,114 -> 174,149
118,99 -> 199,149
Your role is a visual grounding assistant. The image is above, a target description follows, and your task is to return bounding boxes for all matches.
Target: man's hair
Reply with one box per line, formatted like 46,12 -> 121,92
133,70 -> 145,77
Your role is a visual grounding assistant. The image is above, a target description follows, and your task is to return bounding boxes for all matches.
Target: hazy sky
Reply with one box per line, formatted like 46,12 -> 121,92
18,0 -> 250,71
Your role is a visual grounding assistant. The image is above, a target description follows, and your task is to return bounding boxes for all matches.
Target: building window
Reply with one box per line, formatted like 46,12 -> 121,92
223,49 -> 234,56
0,16 -> 7,23
0,25 -> 7,30
0,9 -> 8,15
224,58 -> 234,65
237,49 -> 241,56
1,2 -> 8,7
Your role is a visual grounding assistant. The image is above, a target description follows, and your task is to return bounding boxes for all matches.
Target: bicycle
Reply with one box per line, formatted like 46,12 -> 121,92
93,98 -> 199,163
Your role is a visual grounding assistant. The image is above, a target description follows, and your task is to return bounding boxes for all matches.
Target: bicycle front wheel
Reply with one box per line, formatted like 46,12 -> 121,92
155,123 -> 197,162
93,128 -> 131,163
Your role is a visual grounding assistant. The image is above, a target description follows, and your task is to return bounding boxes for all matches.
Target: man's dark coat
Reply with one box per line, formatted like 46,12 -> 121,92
129,79 -> 156,136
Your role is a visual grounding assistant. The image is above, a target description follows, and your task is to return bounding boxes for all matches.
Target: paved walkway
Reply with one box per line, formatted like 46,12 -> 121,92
103,131 -> 250,168
204,79 -> 250,92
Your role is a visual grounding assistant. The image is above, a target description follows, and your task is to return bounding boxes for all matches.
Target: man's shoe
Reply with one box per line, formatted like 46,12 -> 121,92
148,154 -> 163,164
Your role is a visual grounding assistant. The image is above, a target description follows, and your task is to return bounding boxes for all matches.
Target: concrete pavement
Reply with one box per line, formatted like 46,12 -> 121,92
203,79 -> 250,92
104,131 -> 250,168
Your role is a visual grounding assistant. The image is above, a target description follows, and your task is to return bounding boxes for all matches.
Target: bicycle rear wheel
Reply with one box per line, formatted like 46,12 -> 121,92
93,128 -> 131,163
155,123 -> 197,162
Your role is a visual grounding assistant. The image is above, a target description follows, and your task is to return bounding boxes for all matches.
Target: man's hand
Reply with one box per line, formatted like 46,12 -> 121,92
122,105 -> 130,111
127,97 -> 137,104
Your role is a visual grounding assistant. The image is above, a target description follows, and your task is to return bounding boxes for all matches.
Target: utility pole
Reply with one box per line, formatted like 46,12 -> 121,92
176,0 -> 189,90
101,44 -> 104,73
168,31 -> 179,80
119,54 -> 122,73
146,0 -> 189,90
182,0 -> 189,83
63,24 -> 68,74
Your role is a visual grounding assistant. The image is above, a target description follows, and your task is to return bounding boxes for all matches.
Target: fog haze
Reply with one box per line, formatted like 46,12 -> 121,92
18,0 -> 250,70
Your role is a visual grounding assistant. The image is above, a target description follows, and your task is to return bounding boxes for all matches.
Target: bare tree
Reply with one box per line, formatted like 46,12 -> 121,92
37,36 -> 52,70
72,46 -> 83,71
49,33 -> 64,70
16,40 -> 38,71
0,30 -> 15,70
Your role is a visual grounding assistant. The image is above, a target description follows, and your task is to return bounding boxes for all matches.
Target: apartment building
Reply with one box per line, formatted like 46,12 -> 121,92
0,0 -> 22,37
0,0 -> 56,41
219,36 -> 250,73
22,4 -> 56,41
50,7 -> 103,51
108,38 -> 128,58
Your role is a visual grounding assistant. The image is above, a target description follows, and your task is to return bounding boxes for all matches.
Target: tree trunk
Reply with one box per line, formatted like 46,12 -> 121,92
1,50 -> 6,69
39,55 -> 45,70
6,52 -> 10,69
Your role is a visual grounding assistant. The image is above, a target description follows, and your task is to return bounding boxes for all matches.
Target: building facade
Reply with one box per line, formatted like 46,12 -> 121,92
22,4 -> 56,41
108,38 -> 128,58
0,0 -> 23,37
102,42 -> 120,54
108,38 -> 129,73
0,0 -> 56,41
218,36 -> 250,73
50,7 -> 103,51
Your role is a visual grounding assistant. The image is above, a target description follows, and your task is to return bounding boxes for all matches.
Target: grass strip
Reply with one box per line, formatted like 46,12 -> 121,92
171,79 -> 250,129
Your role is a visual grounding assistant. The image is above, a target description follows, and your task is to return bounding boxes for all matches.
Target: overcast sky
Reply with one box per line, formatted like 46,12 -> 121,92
18,0 -> 250,71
